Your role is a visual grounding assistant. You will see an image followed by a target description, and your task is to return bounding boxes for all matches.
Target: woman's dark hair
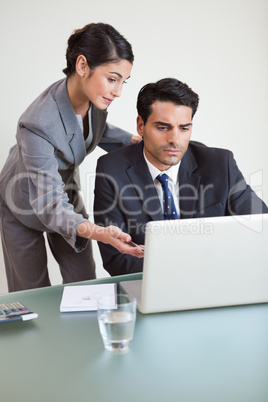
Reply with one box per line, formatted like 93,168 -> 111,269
137,78 -> 199,124
63,23 -> 134,77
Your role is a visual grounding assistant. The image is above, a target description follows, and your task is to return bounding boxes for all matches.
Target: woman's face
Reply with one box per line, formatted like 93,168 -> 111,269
82,59 -> 132,110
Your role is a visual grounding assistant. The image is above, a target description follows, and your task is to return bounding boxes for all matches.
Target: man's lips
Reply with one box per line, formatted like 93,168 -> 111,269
163,148 -> 181,155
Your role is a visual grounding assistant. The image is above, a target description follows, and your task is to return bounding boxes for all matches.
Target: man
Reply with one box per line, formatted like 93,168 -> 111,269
94,78 -> 268,276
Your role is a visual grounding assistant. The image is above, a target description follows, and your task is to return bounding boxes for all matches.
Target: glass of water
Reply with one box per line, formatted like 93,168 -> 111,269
97,293 -> 136,352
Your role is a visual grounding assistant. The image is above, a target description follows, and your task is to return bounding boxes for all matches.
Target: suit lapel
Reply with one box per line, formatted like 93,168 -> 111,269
179,145 -> 201,218
55,79 -> 86,165
126,142 -> 164,221
124,142 -> 201,220
88,105 -> 108,153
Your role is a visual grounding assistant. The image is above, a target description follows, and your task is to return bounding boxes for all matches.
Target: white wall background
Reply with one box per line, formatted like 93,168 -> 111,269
0,0 -> 267,293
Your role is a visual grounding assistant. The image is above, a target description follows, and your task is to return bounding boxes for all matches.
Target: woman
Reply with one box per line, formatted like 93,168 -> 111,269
0,22 -> 143,292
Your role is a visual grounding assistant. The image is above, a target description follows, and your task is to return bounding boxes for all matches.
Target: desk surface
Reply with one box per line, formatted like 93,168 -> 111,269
1,273 -> 268,402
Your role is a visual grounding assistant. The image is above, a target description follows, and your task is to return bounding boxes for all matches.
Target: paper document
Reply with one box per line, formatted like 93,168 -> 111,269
60,283 -> 116,312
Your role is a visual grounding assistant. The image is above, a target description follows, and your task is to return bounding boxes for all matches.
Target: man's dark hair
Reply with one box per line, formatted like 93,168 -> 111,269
63,22 -> 134,77
137,78 -> 199,124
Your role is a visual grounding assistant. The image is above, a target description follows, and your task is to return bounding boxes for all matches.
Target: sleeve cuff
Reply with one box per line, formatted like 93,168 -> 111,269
74,235 -> 89,253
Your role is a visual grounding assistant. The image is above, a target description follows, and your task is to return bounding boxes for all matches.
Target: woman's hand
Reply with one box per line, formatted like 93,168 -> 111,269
129,134 -> 142,144
77,222 -> 144,258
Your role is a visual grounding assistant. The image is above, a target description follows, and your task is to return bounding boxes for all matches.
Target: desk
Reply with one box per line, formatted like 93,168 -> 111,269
1,273 -> 268,402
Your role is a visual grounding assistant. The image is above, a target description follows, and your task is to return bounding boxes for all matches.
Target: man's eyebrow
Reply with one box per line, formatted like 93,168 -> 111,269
153,121 -> 192,127
179,123 -> 192,127
109,72 -> 131,80
153,121 -> 172,127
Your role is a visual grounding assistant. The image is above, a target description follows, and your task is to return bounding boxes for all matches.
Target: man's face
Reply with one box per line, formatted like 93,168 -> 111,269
137,101 -> 193,171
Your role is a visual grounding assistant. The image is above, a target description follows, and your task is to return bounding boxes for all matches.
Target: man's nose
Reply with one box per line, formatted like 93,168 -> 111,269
167,128 -> 180,144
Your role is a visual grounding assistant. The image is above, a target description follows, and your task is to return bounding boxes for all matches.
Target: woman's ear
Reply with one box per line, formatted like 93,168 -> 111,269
136,115 -> 145,137
76,55 -> 89,77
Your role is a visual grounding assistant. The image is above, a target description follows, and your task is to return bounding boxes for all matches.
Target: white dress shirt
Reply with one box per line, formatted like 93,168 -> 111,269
143,151 -> 180,217
76,107 -> 93,147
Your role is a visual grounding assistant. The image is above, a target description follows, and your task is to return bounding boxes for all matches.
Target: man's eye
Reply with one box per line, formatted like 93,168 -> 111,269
157,126 -> 168,131
181,127 -> 190,132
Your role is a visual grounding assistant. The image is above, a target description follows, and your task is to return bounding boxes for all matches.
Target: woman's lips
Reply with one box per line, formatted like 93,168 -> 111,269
103,97 -> 113,104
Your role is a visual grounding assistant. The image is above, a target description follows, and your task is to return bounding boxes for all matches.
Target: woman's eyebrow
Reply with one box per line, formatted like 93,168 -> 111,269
109,72 -> 131,80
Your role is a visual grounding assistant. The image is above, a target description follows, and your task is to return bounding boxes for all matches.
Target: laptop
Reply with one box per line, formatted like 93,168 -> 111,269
120,214 -> 268,314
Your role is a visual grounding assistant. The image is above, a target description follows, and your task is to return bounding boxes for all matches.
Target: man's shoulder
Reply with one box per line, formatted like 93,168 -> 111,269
189,141 -> 232,160
97,142 -> 142,168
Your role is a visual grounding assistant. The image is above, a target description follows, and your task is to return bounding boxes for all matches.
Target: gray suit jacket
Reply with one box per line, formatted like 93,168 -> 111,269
0,78 -> 131,251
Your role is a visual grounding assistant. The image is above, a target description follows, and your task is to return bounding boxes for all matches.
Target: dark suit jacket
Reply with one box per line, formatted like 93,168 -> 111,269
94,141 -> 268,276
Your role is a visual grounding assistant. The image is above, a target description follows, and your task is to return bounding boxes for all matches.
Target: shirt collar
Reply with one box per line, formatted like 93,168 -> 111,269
143,150 -> 180,184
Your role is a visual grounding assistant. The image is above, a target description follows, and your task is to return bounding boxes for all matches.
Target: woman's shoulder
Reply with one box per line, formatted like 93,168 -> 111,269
19,79 -> 67,131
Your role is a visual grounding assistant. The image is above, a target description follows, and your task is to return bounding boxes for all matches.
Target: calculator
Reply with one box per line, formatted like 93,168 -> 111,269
0,302 -> 38,324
